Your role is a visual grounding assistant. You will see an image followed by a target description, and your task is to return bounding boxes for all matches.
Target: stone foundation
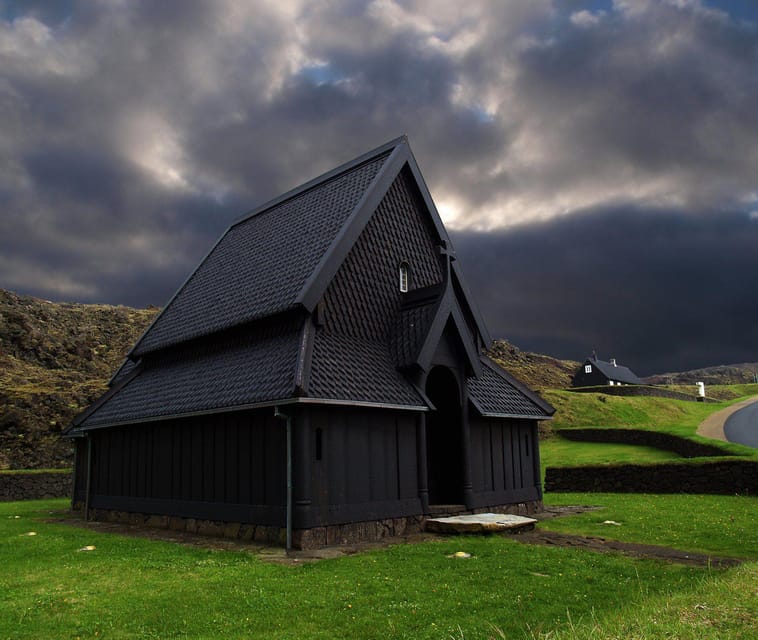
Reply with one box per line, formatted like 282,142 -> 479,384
77,505 -> 288,544
294,515 -> 427,549
74,499 -> 543,549
472,501 -> 543,517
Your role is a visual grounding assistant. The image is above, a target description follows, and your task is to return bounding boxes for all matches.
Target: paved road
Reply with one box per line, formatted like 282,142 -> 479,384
724,402 -> 758,448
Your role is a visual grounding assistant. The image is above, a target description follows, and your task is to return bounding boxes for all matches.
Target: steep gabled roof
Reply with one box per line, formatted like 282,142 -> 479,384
586,358 -> 642,385
131,139 -> 403,356
131,136 -> 493,359
68,137 -> 552,433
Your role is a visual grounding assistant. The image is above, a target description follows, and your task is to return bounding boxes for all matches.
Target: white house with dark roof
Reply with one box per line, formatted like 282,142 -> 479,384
65,136 -> 554,548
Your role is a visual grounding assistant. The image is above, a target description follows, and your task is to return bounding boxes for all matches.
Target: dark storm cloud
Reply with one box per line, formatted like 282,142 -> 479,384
0,0 -> 757,368
452,209 -> 758,375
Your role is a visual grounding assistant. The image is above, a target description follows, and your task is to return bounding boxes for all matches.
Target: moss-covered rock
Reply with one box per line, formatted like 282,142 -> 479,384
0,289 -> 158,469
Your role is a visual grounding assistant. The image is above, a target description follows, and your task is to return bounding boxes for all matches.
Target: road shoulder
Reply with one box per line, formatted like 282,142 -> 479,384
697,396 -> 758,442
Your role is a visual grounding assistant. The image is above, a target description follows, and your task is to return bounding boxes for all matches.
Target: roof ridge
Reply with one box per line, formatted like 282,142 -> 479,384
229,135 -> 407,229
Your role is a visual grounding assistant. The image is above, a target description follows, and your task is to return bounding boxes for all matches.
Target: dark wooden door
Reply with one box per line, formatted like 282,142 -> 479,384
425,366 -> 463,504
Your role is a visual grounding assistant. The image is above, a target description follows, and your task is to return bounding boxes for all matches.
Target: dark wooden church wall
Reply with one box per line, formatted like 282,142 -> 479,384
308,406 -> 421,526
85,409 -> 287,525
72,438 -> 88,503
468,417 -> 540,507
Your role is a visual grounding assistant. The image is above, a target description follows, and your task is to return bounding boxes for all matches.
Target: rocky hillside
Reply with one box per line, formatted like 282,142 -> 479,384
0,289 -> 158,469
488,339 -> 579,390
644,364 -> 758,386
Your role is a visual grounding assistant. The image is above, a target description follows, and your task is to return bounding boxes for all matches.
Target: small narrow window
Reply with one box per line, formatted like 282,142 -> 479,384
524,433 -> 530,457
315,428 -> 323,461
584,364 -> 592,374
399,262 -> 409,293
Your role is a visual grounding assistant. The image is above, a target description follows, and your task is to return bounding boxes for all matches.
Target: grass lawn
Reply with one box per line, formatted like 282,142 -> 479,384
542,492 -> 758,560
540,388 -> 758,459
536,492 -> 758,640
2,499 -> 754,640
539,439 -> 681,478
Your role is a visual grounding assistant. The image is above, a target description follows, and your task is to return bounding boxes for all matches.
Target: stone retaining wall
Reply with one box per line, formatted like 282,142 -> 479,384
555,428 -> 731,458
544,459 -> 757,495
568,385 -> 717,402
0,471 -> 72,501
77,500 -> 542,549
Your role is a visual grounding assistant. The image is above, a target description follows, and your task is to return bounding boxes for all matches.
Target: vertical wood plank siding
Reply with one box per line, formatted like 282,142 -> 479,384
468,416 -> 540,506
82,409 -> 287,525
76,408 -> 540,525
307,406 -> 421,526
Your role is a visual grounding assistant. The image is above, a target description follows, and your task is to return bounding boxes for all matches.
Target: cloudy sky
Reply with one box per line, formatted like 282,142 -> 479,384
2,0 -> 757,375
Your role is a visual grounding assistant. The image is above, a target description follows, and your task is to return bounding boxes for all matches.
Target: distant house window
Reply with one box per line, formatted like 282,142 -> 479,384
584,365 -> 592,374
399,262 -> 409,293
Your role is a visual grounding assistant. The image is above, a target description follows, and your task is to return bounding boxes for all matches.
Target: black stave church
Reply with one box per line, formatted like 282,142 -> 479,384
65,137 -> 554,548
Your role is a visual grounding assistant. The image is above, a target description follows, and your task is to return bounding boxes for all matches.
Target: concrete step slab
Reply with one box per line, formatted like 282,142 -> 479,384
425,513 -> 537,535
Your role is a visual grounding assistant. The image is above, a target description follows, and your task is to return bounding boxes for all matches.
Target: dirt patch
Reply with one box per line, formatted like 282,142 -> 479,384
48,511 -> 439,565
512,529 -> 743,568
531,505 -> 602,520
49,506 -> 742,568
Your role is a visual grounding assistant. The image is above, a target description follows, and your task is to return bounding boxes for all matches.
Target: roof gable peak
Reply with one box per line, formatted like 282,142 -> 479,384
414,281 -> 482,376
229,136 -> 409,230
297,138 -> 457,312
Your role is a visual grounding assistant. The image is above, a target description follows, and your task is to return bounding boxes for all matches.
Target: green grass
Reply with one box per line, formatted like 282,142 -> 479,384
530,493 -> 758,638
1,498 -> 749,640
544,390 -> 715,432
523,562 -> 757,640
539,439 -> 681,477
542,493 -> 758,560
542,389 -> 758,458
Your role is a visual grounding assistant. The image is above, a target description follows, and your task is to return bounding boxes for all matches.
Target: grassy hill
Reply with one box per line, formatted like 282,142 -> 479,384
488,339 -> 579,390
0,289 -> 158,469
539,385 -> 758,474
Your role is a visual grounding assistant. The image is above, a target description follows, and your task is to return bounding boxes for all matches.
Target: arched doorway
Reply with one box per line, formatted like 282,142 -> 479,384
425,366 -> 464,505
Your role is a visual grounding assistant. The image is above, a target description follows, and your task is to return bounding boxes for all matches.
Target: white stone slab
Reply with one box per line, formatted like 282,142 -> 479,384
426,513 -> 537,534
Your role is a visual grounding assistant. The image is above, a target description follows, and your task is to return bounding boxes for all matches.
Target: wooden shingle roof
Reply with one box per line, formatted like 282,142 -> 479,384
469,357 -> 554,419
133,149 -> 392,356
68,137 -> 552,433
81,316 -> 303,428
